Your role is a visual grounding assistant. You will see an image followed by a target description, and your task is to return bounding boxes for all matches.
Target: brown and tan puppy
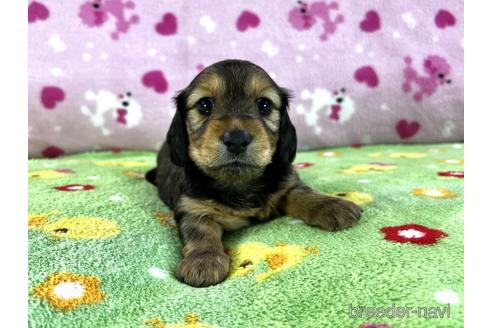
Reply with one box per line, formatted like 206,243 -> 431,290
146,59 -> 362,287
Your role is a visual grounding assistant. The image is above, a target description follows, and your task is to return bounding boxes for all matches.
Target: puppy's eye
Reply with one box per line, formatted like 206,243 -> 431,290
197,97 -> 214,116
256,98 -> 273,115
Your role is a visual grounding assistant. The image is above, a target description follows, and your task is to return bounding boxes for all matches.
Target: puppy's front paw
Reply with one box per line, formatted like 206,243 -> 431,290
312,198 -> 363,231
176,250 -> 230,287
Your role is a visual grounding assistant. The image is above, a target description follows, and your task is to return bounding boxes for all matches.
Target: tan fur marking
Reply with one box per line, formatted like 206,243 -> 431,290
177,175 -> 297,231
186,109 -> 207,134
263,109 -> 280,132
186,73 -> 224,107
247,74 -> 281,107
282,180 -> 362,231
180,219 -> 223,256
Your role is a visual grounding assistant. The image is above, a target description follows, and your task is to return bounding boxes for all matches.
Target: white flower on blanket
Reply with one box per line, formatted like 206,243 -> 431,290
80,90 -> 142,136
295,87 -> 356,135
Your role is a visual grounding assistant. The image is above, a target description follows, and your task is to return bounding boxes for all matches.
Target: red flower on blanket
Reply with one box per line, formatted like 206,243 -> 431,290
292,162 -> 314,169
360,324 -> 392,328
54,184 -> 95,192
380,224 -> 448,245
54,168 -> 74,174
438,171 -> 464,178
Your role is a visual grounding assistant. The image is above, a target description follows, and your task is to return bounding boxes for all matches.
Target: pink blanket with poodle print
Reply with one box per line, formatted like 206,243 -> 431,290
28,0 -> 463,157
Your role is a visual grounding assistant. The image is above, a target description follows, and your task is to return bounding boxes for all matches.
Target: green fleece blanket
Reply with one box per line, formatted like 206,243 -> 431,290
28,144 -> 464,328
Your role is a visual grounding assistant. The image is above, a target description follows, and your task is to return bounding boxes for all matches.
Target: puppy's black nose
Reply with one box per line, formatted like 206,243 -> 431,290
222,129 -> 252,155
336,97 -> 344,103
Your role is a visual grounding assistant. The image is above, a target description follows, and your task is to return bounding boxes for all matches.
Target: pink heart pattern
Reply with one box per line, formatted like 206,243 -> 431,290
41,86 -> 65,110
155,13 -> 178,36
236,11 -> 260,32
396,120 -> 420,139
28,1 -> 49,23
360,10 -> 380,32
142,70 -> 168,94
435,9 -> 456,29
354,66 -> 379,88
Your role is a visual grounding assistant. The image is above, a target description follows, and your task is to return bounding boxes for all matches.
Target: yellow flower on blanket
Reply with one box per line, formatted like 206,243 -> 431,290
325,191 -> 374,206
318,150 -> 342,157
369,152 -> 427,159
122,170 -> 146,179
28,215 -> 120,239
340,163 -> 396,174
95,160 -> 149,167
145,313 -> 219,328
439,159 -> 464,164
28,169 -> 71,179
228,242 -> 318,282
413,188 -> 457,199
33,272 -> 104,311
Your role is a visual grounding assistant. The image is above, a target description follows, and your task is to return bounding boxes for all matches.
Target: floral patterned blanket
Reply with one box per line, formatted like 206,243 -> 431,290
28,144 -> 464,327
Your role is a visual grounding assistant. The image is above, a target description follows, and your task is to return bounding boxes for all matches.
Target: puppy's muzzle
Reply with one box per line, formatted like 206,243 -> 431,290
222,129 -> 252,155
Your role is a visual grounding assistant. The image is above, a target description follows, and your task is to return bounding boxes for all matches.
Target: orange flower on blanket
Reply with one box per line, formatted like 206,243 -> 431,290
413,188 -> 457,199
33,272 -> 104,311
154,212 -> 177,228
228,242 -> 318,282
145,313 -> 219,328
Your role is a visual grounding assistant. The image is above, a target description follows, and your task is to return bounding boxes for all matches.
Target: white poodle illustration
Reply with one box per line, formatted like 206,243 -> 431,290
295,87 -> 355,135
80,90 -> 142,135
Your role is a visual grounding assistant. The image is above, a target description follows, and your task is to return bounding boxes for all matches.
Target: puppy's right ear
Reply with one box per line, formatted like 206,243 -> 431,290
166,90 -> 189,167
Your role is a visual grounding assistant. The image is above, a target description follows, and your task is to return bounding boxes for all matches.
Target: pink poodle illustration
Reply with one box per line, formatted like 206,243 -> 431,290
402,55 -> 452,102
288,1 -> 344,41
78,0 -> 139,40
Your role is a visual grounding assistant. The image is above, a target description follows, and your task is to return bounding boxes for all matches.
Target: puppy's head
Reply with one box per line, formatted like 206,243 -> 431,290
167,59 -> 297,183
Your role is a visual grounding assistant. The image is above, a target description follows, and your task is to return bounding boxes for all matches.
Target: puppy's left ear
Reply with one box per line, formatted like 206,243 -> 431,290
273,88 -> 297,165
166,90 -> 189,167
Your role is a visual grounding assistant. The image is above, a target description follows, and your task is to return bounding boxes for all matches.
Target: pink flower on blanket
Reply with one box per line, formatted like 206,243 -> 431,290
288,1 -> 344,41
402,55 -> 452,102
78,0 -> 139,40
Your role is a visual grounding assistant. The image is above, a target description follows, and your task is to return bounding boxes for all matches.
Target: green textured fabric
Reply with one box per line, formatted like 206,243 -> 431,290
28,144 -> 464,328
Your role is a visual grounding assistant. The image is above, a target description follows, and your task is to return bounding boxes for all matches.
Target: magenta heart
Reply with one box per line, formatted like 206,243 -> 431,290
354,66 -> 379,88
41,86 -> 65,109
155,13 -> 178,36
142,70 -> 168,94
360,10 -> 380,32
396,120 -> 420,139
435,9 -> 456,29
28,1 -> 49,23
236,10 -> 260,32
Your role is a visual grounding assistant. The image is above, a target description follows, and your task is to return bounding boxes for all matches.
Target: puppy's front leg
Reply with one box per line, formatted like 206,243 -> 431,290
175,212 -> 229,287
283,182 -> 362,231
